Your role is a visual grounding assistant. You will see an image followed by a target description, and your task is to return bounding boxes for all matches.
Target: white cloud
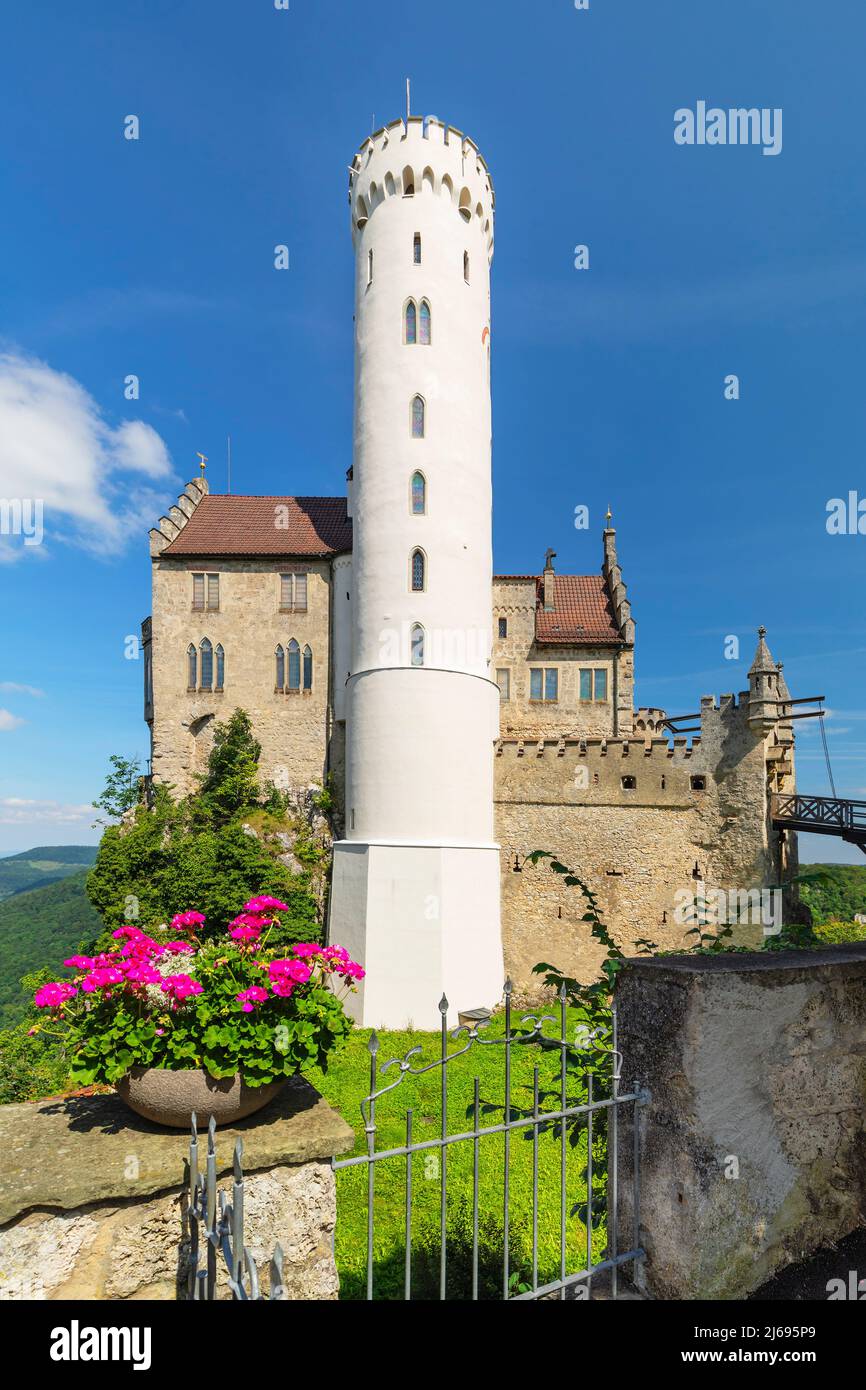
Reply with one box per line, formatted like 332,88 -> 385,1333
0,797 -> 93,824
0,682 -> 44,697
0,349 -> 175,559
0,710 -> 25,731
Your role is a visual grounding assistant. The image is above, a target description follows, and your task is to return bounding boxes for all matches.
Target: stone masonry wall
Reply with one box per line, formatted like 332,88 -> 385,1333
149,557 -> 333,799
615,948 -> 866,1299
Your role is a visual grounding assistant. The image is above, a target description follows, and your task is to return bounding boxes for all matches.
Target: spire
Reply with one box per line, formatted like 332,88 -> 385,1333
748,625 -> 776,675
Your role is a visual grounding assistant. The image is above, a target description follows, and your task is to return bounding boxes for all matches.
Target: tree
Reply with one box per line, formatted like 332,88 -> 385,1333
92,754 -> 142,823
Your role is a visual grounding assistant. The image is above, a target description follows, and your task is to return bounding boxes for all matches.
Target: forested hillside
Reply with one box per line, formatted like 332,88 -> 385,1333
0,845 -> 97,902
799,862 -> 866,926
0,869 -> 101,1024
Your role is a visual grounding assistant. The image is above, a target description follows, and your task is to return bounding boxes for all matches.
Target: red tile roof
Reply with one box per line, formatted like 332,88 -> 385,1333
534,574 -> 622,645
161,495 -> 353,557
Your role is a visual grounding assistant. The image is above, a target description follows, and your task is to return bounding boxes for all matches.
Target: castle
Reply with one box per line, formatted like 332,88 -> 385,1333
143,114 -> 799,1027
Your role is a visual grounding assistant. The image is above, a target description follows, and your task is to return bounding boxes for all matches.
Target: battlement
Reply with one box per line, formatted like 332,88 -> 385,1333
349,116 -> 494,260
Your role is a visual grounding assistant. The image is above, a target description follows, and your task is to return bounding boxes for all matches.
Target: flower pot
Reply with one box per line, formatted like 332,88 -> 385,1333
116,1067 -> 286,1129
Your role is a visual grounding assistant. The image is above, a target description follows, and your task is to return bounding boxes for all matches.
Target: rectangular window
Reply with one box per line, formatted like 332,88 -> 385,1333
498,617 -> 507,639
192,573 -> 205,610
413,232 -> 421,265
594,668 -> 608,701
531,668 -> 559,702
530,668 -> 543,701
206,573 -> 219,610
280,573 -> 308,612
544,668 -> 559,702
579,669 -> 593,701
496,668 -> 510,701
367,249 -> 373,285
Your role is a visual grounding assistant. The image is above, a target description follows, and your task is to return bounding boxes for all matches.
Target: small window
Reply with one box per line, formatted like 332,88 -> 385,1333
464,250 -> 470,283
275,644 -> 285,690
530,668 -> 543,701
622,775 -> 636,791
287,639 -> 300,691
594,669 -> 608,701
411,549 -> 425,592
294,573 -> 307,612
367,249 -> 373,286
280,574 -> 292,610
200,638 -> 213,690
690,776 -> 706,792
411,395 -> 425,438
411,471 -> 426,515
410,623 -> 424,667
496,668 -> 510,700
192,574 -> 205,610
303,644 -> 312,692
187,643 -> 197,689
280,573 -> 307,612
419,300 -> 431,345
215,644 -> 225,690
545,669 -> 558,702
405,300 -> 417,344
579,669 -> 593,701
207,574 -> 219,611
403,166 -> 415,196
498,617 -> 507,639
413,233 -> 421,264
530,668 -> 558,702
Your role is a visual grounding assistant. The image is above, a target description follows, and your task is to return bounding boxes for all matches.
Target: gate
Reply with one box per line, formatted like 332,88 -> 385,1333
332,980 -> 650,1301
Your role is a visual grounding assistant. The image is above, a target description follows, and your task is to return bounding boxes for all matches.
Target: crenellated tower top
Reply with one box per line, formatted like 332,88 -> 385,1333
348,116 -> 495,261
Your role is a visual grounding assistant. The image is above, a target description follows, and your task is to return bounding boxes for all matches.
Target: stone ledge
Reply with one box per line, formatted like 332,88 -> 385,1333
620,942 -> 866,976
0,1076 -> 354,1227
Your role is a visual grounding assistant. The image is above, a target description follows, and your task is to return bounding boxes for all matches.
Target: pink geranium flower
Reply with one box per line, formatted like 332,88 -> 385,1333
236,986 -> 269,1013
170,911 -> 206,932
160,973 -> 204,1004
82,967 -> 126,992
243,896 -> 290,914
64,955 -> 96,970
268,958 -> 311,985
34,981 -> 78,1009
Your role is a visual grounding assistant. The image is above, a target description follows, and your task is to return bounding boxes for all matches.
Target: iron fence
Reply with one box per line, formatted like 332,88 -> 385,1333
333,980 -> 650,1301
185,1112 -> 286,1300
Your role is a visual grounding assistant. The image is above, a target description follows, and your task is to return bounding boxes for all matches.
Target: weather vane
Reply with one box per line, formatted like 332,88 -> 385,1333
196,452 -> 208,476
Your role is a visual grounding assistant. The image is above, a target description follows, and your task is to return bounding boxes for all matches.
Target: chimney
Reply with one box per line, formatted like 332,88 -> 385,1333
543,548 -> 556,612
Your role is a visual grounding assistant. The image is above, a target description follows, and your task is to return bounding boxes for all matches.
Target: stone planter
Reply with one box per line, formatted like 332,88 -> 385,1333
116,1067 -> 286,1129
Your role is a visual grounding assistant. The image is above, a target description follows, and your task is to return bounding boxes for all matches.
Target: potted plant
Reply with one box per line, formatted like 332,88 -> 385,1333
31,897 -> 364,1127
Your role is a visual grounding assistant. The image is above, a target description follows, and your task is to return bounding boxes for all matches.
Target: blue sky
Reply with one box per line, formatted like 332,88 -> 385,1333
0,0 -> 864,861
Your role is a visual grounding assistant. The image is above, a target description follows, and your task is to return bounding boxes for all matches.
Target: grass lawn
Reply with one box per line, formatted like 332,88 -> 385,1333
304,1007 -> 609,1300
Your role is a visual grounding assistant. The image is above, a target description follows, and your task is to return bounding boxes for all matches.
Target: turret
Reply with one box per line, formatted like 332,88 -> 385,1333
748,626 -> 780,733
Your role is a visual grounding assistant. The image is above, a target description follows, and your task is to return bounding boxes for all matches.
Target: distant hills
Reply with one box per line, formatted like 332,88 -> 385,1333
0,848 -> 101,1026
0,845 -> 97,903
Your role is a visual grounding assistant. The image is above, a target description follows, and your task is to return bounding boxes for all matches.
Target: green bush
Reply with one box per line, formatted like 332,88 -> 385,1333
813,919 -> 866,945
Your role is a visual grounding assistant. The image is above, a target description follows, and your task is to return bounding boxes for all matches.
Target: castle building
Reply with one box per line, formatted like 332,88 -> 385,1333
144,114 -> 799,1027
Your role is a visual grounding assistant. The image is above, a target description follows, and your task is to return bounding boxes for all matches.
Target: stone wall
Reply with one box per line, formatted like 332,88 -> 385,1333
0,1079 -> 353,1301
496,696 -> 793,997
148,557 -> 334,799
615,947 -> 866,1299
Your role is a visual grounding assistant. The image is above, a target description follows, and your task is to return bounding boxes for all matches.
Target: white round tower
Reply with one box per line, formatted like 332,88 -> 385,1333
329,114 -> 504,1028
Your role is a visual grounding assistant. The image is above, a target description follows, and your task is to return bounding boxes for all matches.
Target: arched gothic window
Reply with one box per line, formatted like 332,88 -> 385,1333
187,644 -> 197,690
411,549 -> 425,592
303,645 -> 313,691
287,639 -> 301,691
411,471 -> 426,515
405,300 -> 417,345
402,166 -> 414,196
411,395 -> 425,438
275,644 -> 285,690
410,624 -> 425,667
419,300 -> 431,345
215,644 -> 225,690
200,638 -> 213,690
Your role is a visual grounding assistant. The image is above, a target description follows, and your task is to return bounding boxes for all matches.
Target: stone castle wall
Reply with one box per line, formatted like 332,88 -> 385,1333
495,697 -> 791,996
149,557 -> 334,799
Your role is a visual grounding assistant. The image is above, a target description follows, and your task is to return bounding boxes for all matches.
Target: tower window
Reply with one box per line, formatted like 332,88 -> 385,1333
410,623 -> 424,667
287,639 -> 300,692
411,395 -> 425,438
419,299 -> 431,345
411,549 -> 425,592
367,249 -> 373,286
498,617 -> 507,639
200,638 -> 213,690
622,776 -> 636,791
275,644 -> 285,691
187,644 -> 197,690
411,471 -> 426,515
413,233 -> 421,264
496,668 -> 510,700
402,166 -> 414,196
690,776 -> 707,792
303,644 -> 313,692
215,644 -> 224,691
405,300 -> 417,345
464,251 -> 470,283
